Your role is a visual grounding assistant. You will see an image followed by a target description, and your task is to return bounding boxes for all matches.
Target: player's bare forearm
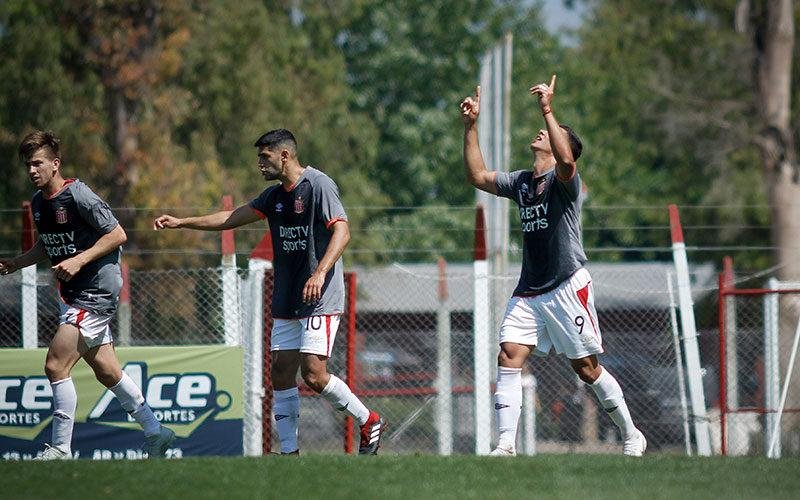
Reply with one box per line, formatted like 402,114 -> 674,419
158,206 -> 261,231
313,221 -> 350,277
0,241 -> 48,274
179,210 -> 235,230
74,224 -> 127,267
463,125 -> 497,194
543,111 -> 576,181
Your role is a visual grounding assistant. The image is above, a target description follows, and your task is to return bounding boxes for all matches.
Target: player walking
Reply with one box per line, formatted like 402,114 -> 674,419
460,77 -> 646,456
0,130 -> 175,459
154,129 -> 386,455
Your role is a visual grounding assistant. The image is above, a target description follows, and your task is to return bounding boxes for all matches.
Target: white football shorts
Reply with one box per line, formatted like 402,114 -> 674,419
271,315 -> 341,357
59,302 -> 114,349
498,267 -> 603,359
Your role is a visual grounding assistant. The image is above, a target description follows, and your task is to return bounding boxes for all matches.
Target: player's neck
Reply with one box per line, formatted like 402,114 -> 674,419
42,175 -> 67,198
532,153 -> 555,177
279,161 -> 306,190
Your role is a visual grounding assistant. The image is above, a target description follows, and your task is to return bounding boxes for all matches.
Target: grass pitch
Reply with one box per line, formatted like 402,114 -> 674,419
4,454 -> 799,500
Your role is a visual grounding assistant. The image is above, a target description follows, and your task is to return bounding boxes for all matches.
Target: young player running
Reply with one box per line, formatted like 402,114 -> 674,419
154,129 -> 386,455
0,130 -> 175,459
460,76 -> 646,456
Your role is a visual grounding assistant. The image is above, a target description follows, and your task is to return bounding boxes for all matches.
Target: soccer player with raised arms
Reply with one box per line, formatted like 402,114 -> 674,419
154,129 -> 386,455
0,130 -> 175,459
460,76 -> 646,456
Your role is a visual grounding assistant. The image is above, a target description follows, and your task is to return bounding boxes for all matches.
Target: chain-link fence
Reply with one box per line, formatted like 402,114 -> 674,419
719,280 -> 800,457
345,261 -> 717,455
0,257 -> 738,456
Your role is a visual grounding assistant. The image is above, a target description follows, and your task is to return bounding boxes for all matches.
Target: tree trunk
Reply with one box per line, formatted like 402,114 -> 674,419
754,0 -> 798,281
749,0 -> 800,455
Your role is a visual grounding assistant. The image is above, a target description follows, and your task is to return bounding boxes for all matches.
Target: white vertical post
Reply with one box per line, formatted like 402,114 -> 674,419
768,313 -> 800,459
474,205 -> 491,455
669,205 -> 711,456
667,271 -> 692,455
521,374 -> 536,455
221,195 -> 242,347
21,265 -> 37,349
764,278 -> 780,458
477,33 -> 513,341
20,201 -> 37,349
436,258 -> 453,456
243,257 -> 269,456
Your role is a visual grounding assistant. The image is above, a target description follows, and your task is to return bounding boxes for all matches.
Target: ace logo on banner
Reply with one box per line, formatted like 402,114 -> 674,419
0,346 -> 242,460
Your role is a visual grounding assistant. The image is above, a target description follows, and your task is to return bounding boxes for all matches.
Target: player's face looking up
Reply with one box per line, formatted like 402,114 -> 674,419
530,128 -> 550,154
257,145 -> 283,181
25,148 -> 60,188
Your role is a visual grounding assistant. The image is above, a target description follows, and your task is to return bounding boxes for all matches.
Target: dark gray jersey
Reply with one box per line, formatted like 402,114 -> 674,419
31,179 -> 122,315
249,167 -> 347,319
495,169 -> 586,295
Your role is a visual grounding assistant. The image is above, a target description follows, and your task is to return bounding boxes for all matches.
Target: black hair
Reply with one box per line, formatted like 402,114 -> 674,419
253,129 -> 297,154
559,125 -> 583,160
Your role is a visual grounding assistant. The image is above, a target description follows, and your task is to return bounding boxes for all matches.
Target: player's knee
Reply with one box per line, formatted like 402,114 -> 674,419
573,364 -> 600,384
300,370 -> 326,393
94,369 -> 121,388
44,357 -> 69,382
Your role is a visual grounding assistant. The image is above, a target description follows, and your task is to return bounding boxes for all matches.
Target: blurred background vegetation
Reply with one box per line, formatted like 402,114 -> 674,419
1,0 -> 797,271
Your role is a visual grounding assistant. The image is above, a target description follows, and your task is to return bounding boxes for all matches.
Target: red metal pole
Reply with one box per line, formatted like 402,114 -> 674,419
21,201 -> 35,251
344,272 -> 357,454
221,195 -> 235,260
262,271 -> 274,454
718,271 -> 727,456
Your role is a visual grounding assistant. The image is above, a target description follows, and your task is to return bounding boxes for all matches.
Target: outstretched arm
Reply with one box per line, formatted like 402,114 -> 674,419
153,204 -> 262,232
461,86 -> 497,194
530,75 -> 577,181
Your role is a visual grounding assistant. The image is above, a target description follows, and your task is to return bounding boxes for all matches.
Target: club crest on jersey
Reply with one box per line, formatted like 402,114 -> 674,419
294,197 -> 304,214
55,207 -> 68,224
536,178 -> 549,196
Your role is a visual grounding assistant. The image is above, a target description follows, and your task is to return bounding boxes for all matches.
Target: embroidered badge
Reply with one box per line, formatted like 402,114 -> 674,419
294,197 -> 304,214
55,206 -> 68,224
536,178 -> 549,196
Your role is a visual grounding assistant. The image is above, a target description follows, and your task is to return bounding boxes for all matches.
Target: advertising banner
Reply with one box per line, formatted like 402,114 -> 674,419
0,346 -> 243,460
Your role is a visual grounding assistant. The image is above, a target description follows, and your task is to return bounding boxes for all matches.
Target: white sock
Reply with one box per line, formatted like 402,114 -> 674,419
494,367 -> 522,449
320,375 -> 370,426
109,372 -> 161,437
590,367 -> 637,439
50,377 -> 77,453
274,388 -> 300,453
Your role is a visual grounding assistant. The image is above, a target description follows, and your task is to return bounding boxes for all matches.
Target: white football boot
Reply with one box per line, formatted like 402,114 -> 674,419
623,428 -> 647,457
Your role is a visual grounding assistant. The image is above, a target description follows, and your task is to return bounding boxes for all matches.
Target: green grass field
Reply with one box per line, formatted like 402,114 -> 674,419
4,454 -> 799,500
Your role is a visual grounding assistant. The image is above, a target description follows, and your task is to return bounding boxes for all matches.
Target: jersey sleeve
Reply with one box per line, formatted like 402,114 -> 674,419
556,171 -> 582,201
495,170 -> 524,200
315,175 -> 347,229
248,187 -> 273,219
73,182 -> 119,234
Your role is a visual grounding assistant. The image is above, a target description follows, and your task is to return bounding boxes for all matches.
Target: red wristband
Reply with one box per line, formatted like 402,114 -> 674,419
542,106 -> 552,116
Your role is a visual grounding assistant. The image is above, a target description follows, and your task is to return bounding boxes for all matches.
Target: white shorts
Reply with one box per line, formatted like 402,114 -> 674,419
499,267 -> 603,359
59,303 -> 114,349
271,315 -> 341,357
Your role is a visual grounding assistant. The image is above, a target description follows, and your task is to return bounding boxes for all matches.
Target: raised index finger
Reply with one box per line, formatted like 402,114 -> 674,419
475,85 -> 481,101
549,74 -> 557,91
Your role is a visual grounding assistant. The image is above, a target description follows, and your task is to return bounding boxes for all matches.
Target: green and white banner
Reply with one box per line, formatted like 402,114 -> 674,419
0,346 -> 243,460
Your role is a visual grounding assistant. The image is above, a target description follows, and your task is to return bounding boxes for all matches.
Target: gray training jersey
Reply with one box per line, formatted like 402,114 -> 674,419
495,168 -> 587,295
249,167 -> 347,319
30,179 -> 123,315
